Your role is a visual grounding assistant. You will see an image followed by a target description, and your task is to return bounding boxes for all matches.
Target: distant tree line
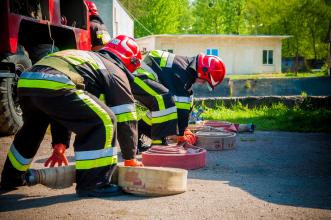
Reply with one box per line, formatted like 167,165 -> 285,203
119,0 -> 331,62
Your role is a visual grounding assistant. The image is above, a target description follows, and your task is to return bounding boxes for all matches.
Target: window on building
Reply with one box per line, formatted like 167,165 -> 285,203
263,50 -> 273,65
206,48 -> 219,56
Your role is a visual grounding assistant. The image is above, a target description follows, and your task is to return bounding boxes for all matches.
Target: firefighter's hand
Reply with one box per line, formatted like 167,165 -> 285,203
44,144 -> 69,167
177,129 -> 197,145
124,159 -> 144,167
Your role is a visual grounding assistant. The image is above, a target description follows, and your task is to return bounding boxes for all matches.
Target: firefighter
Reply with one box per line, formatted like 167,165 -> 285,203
0,35 -> 143,197
45,0 -> 111,164
135,50 -> 226,151
46,49 -> 180,168
85,1 -> 111,50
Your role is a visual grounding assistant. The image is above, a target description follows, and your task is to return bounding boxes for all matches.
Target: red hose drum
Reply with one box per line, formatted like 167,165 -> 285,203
142,144 -> 206,170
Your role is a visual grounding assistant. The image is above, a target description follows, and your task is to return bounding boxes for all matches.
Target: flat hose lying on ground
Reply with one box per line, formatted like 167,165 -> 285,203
25,164 -> 188,197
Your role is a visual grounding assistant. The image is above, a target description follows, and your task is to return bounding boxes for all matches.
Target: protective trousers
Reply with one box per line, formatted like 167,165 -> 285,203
1,90 -> 117,191
131,70 -> 178,142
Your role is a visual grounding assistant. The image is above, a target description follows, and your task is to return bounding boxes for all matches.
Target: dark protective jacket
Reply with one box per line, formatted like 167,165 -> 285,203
141,50 -> 198,135
104,52 -> 179,139
90,16 -> 111,49
18,49 -> 138,159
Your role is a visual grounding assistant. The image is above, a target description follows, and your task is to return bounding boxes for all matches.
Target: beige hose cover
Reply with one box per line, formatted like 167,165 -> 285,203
196,131 -> 236,150
118,165 -> 187,196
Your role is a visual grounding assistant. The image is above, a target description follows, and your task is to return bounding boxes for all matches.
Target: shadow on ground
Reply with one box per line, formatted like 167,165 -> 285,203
189,131 -> 331,210
0,190 -> 153,212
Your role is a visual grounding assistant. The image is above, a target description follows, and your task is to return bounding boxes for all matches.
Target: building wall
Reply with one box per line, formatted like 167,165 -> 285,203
93,0 -> 113,35
112,0 -> 134,37
136,37 -> 156,54
93,0 -> 134,38
137,36 -> 284,74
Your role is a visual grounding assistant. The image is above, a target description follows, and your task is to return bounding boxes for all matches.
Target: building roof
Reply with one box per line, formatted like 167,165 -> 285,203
137,34 -> 291,40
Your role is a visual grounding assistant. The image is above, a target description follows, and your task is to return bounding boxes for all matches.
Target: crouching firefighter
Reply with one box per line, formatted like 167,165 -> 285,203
0,35 -> 142,197
136,50 -> 226,150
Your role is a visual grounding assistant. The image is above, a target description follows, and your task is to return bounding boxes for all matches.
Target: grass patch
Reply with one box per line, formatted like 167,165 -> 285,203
199,102 -> 331,132
227,71 -> 328,80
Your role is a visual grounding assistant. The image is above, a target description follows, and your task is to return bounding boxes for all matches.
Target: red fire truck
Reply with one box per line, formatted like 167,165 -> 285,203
0,0 -> 92,135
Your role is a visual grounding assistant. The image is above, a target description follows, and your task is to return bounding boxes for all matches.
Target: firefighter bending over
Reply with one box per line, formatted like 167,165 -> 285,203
0,35 -> 142,197
135,50 -> 226,151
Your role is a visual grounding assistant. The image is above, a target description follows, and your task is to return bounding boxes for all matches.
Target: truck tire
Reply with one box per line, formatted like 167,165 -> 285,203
0,54 -> 32,135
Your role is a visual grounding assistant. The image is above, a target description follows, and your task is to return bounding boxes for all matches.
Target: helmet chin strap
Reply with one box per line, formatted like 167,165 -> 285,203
207,83 -> 213,92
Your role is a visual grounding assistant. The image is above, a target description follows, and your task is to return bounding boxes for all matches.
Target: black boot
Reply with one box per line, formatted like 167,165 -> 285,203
0,175 -> 26,190
0,161 -> 26,190
76,165 -> 123,197
76,184 -> 123,197
137,139 -> 151,154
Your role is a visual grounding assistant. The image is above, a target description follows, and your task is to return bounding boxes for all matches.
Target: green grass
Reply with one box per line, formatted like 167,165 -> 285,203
199,102 -> 331,132
227,71 -> 328,80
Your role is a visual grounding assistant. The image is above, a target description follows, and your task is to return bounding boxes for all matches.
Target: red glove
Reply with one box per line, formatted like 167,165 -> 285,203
124,159 -> 144,167
44,144 -> 69,167
177,129 -> 197,145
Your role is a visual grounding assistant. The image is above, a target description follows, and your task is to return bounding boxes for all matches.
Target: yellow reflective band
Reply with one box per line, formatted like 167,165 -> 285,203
134,77 -> 165,110
116,111 -> 137,123
149,50 -> 162,58
66,55 -> 99,70
76,91 -> 113,148
99,94 -> 106,103
136,68 -> 156,80
151,140 -> 162,144
50,51 -> 100,70
18,79 -> 75,90
151,112 -> 177,124
160,52 -> 169,67
63,55 -> 84,65
8,151 -> 30,171
102,33 -> 111,44
175,102 -> 192,110
76,156 -> 118,170
142,114 -> 152,125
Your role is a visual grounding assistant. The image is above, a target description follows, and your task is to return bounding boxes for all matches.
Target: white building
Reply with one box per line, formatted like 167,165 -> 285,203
136,34 -> 290,74
94,0 -> 134,38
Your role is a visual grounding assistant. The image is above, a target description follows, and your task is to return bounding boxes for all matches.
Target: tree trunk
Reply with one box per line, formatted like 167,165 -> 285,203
294,37 -> 299,75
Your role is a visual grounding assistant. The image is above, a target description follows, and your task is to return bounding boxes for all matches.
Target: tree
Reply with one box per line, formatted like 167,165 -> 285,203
119,0 -> 191,37
191,0 -> 247,34
245,0 -> 331,71
120,0 -> 331,69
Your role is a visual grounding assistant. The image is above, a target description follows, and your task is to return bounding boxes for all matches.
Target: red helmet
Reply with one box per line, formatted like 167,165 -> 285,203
197,54 -> 226,90
85,1 -> 99,16
102,35 -> 142,73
